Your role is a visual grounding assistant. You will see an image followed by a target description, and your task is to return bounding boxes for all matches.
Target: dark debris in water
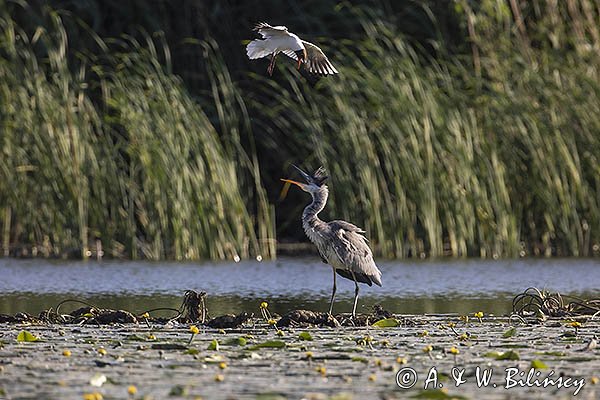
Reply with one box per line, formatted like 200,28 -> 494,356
180,290 -> 208,323
0,312 -> 35,323
78,307 -> 138,324
512,287 -> 600,318
277,310 -> 341,328
3,288 -> 600,328
207,312 -> 253,329
0,291 -> 397,329
276,305 -> 397,327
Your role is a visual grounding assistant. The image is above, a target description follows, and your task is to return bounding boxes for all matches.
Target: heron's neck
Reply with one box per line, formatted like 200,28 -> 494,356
302,186 -> 328,229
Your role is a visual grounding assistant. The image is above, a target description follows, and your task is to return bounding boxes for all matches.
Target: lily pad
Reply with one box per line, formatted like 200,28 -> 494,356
298,331 -> 313,341
255,394 -> 287,400
484,350 -> 520,360
372,318 -> 399,328
534,351 -> 565,357
151,343 -> 187,350
225,337 -> 247,346
169,385 -> 188,396
351,356 -> 368,363
502,327 -> 516,338
530,359 -> 548,369
16,330 -> 39,342
208,339 -> 219,351
410,389 -> 468,399
248,340 -> 286,350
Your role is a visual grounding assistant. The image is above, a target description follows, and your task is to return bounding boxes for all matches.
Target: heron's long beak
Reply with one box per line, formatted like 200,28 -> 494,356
296,58 -> 302,70
280,178 -> 307,190
292,164 -> 311,182
279,178 -> 308,200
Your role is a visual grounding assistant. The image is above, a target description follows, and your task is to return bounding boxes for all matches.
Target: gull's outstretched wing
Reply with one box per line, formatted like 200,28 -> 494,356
253,22 -> 289,38
282,40 -> 338,75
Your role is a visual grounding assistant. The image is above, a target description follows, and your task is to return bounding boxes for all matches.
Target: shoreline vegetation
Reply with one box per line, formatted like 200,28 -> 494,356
1,1 -> 600,260
1,289 -> 599,398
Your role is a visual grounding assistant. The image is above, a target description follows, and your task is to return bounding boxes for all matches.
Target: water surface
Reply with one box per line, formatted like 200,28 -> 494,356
1,257 -> 598,317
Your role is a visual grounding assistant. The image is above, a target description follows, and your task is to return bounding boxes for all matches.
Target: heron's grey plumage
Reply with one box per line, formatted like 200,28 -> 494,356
284,166 -> 381,318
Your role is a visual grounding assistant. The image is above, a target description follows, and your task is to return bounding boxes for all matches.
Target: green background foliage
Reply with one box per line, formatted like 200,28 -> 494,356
1,0 -> 599,259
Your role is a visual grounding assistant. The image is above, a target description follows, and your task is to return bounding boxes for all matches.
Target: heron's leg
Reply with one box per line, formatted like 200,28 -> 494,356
350,270 -> 360,319
328,268 -> 337,315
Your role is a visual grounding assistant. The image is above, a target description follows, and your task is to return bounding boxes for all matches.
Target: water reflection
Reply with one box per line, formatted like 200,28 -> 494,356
0,292 -> 521,317
1,257 -> 599,316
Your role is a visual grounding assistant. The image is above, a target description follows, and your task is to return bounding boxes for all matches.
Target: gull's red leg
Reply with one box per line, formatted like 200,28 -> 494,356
267,53 -> 277,76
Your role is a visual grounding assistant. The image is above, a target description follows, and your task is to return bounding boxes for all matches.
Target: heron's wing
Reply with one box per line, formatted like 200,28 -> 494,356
253,22 -> 289,38
328,226 -> 382,286
281,41 -> 338,75
329,220 -> 366,234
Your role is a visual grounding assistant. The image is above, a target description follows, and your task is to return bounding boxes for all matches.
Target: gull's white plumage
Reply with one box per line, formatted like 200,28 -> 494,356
246,22 -> 338,76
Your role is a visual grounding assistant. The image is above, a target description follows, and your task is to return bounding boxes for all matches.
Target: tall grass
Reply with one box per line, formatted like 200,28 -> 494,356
256,3 -> 600,258
1,0 -> 600,259
0,6 -> 274,260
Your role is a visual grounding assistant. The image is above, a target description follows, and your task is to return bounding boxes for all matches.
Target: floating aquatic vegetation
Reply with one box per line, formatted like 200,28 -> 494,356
89,373 -> 106,387
513,287 -> 600,317
484,350 -> 520,361
127,386 -> 137,396
16,330 -> 39,342
83,392 -> 103,400
188,325 -> 200,345
259,301 -> 271,322
298,331 -> 313,341
277,310 -> 340,328
530,359 -> 548,370
410,389 -> 468,399
248,340 -> 286,350
180,290 -> 208,323
372,318 -> 400,328
449,346 -> 459,364
474,311 -> 484,322
207,312 -> 252,329
502,327 -> 517,338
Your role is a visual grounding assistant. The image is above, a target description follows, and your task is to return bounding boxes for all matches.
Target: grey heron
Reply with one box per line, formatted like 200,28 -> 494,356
281,165 -> 382,318
246,22 -> 338,76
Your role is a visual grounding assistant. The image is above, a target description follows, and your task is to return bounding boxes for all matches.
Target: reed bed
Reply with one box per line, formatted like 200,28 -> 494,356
1,1 -> 599,259
255,3 -> 600,258
0,5 -> 274,260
